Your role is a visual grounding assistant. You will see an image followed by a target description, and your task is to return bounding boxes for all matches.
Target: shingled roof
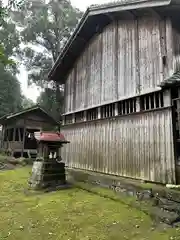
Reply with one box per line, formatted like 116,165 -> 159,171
160,71 -> 180,88
48,0 -> 180,83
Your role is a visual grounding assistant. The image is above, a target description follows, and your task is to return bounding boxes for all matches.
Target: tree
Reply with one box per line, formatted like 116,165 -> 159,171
0,64 -> 22,117
0,19 -> 21,74
21,96 -> 34,109
0,0 -> 26,117
0,2 -> 13,66
37,87 -> 63,120
0,0 -> 23,67
13,0 -> 82,119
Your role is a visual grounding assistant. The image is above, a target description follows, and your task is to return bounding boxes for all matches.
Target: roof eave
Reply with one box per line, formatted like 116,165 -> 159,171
0,106 -> 59,126
89,0 -> 171,15
37,140 -> 70,143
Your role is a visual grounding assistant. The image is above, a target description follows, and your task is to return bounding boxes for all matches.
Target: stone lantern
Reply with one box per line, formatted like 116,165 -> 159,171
29,131 -> 70,189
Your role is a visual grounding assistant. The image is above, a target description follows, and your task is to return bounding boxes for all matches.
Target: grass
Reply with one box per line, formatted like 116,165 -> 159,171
0,168 -> 180,240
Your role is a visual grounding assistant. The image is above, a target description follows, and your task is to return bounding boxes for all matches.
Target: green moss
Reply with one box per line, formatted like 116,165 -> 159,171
0,167 -> 179,240
0,154 -> 7,163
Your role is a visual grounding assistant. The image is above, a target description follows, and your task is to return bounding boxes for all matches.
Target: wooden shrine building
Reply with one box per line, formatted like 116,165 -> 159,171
49,0 -> 180,184
0,106 -> 59,158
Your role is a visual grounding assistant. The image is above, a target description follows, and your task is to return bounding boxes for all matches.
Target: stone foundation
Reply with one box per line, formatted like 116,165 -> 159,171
67,168 -> 180,227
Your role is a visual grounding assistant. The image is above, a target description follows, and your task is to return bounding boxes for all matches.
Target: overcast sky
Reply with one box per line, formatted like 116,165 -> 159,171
17,0 -> 113,102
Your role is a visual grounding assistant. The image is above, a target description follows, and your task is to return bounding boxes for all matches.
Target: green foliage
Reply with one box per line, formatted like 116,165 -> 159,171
0,45 -> 15,66
0,0 -> 24,67
14,0 -> 82,86
0,63 -> 34,118
0,3 -> 6,25
0,0 -> 30,118
21,96 -> 34,109
0,20 -> 21,73
0,153 -> 7,162
37,87 -> 63,120
12,0 -> 82,120
0,64 -> 22,117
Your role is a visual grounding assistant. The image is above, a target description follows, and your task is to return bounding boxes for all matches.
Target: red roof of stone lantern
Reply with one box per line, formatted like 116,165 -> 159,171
34,131 -> 69,143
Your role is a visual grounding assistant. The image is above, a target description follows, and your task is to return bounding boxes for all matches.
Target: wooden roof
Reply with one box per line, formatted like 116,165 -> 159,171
0,105 -> 59,125
159,71 -> 180,88
48,0 -> 180,83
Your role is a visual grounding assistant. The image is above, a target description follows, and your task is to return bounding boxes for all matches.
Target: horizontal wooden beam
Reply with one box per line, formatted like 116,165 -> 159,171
62,106 -> 172,127
62,88 -> 162,116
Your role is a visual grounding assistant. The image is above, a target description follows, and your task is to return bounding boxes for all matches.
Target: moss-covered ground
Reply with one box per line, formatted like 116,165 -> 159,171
0,167 -> 180,240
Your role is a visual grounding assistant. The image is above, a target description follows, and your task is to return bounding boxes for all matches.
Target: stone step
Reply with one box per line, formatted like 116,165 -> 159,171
155,197 -> 180,213
149,206 -> 180,226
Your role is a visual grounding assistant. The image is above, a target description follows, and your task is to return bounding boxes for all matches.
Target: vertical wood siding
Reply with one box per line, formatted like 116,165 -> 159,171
138,15 -> 163,93
173,27 -> 180,73
62,108 -> 175,184
117,19 -> 137,97
64,15 -> 174,113
65,69 -> 74,112
101,24 -> 116,102
165,17 -> 174,78
75,52 -> 85,110
88,34 -> 102,107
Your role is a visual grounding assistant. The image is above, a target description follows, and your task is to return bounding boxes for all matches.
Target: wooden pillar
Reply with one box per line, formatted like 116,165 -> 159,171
7,128 -> 10,150
62,116 -> 65,126
1,125 -> 5,149
136,97 -> 141,112
21,121 -> 26,157
3,126 -> 7,151
97,107 -> 101,119
18,128 -> 21,141
163,89 -> 171,107
176,90 -> 180,140
12,127 -> 16,156
43,144 -> 49,159
84,111 -> 87,121
13,128 -> 16,141
72,113 -> 75,123
115,103 -> 118,116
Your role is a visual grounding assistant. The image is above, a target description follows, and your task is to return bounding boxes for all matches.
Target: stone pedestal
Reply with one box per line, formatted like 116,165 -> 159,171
29,158 -> 66,189
29,160 -> 43,189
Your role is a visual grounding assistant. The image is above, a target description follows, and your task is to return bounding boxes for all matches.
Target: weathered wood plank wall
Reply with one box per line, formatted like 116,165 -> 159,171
3,141 -> 23,151
138,15 -> 163,92
173,28 -> 180,72
101,24 -> 116,103
87,34 -> 102,107
65,15 -> 174,114
117,19 -> 136,98
62,108 -> 175,184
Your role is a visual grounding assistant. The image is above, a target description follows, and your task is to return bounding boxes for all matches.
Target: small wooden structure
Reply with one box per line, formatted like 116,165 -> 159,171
29,131 -> 70,189
0,106 -> 59,158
